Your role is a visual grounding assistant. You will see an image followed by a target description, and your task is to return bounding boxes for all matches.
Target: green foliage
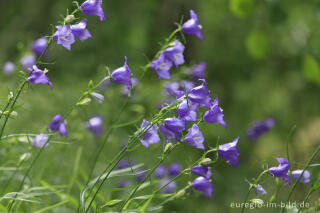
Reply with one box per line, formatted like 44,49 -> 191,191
245,30 -> 269,59
302,54 -> 320,84
229,0 -> 253,18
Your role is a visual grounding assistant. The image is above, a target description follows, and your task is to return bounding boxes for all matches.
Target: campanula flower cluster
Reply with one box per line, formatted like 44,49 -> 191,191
191,165 -> 213,197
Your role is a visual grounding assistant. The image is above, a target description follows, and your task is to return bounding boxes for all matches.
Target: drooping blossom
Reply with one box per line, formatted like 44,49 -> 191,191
20,55 -> 36,71
155,165 -> 166,178
32,133 -> 49,148
32,37 -> 48,57
192,62 -> 206,79
184,124 -> 205,149
182,10 -> 203,40
203,97 -> 227,128
192,177 -> 213,197
111,56 -> 132,89
3,62 -> 15,75
176,99 -> 199,123
48,114 -> 68,138
188,79 -> 211,107
53,25 -> 75,50
269,158 -> 290,183
168,163 -> 180,177
137,119 -> 160,148
247,118 -> 275,141
254,184 -> 267,195
164,82 -> 180,96
159,178 -> 177,194
160,117 -> 185,141
151,53 -> 173,79
27,65 -> 53,88
86,116 -> 103,137
80,0 -> 106,21
70,19 -> 91,41
292,170 -> 310,184
191,165 -> 212,179
122,77 -> 138,96
163,40 -> 185,67
218,136 -> 240,168
90,92 -> 104,103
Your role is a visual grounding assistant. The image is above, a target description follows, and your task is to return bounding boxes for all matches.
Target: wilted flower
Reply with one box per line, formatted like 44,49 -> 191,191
20,55 -> 36,71
86,116 -> 103,137
138,119 -> 160,148
160,178 -> 177,194
80,0 -> 106,21
182,10 -> 203,40
70,19 -> 92,41
53,25 -> 75,50
269,158 -> 290,183
168,163 -> 180,177
203,97 -> 227,128
32,37 -> 48,57
3,62 -> 16,75
163,40 -> 185,67
184,124 -> 205,150
192,62 -> 206,79
191,165 -> 212,179
28,65 -> 53,88
247,118 -> 275,141
188,79 -> 211,107
155,165 -> 166,178
90,92 -> 104,103
111,56 -> 132,88
160,117 -> 185,141
48,114 -> 68,138
151,53 -> 173,79
254,184 -> 267,195
218,136 -> 240,168
32,133 -> 49,148
292,170 -> 310,183
192,177 -> 213,197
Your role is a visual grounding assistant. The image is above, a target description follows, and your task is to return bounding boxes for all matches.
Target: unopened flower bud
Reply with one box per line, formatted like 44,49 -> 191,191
164,143 -> 173,154
175,189 -> 185,198
76,97 -> 91,106
200,158 -> 213,165
250,198 -> 264,205
65,15 -> 75,23
20,153 -> 31,162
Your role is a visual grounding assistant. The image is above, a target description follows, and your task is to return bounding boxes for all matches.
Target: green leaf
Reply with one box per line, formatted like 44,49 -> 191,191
229,0 -> 253,18
246,30 -> 269,59
302,54 -> 320,84
101,199 -> 122,208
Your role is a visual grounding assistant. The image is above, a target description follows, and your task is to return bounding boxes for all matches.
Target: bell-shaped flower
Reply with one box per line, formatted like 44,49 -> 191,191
191,165 -> 212,179
155,165 -> 166,178
32,37 -> 48,57
122,77 -> 138,96
48,114 -> 68,138
163,40 -> 185,67
86,116 -> 103,137
292,170 -> 310,184
160,117 -> 185,142
203,97 -> 227,128
269,158 -> 290,183
138,119 -> 160,148
247,118 -> 275,141
70,19 -> 92,41
3,62 -> 16,75
192,177 -> 213,197
188,79 -> 211,107
135,168 -> 147,182
182,10 -> 203,40
177,99 -> 199,123
254,184 -> 267,195
53,25 -> 75,50
164,82 -> 180,96
151,52 -> 173,79
111,56 -> 132,89
184,124 -> 205,150
32,133 -> 49,148
192,62 -> 206,79
160,178 -> 177,194
218,136 -> 240,168
80,0 -> 106,21
20,55 -> 36,71
90,92 -> 104,103
168,162 -> 180,177
28,65 -> 53,89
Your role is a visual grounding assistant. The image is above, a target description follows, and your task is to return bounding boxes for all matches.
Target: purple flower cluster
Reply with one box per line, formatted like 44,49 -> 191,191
191,165 -> 213,197
48,114 -> 68,138
246,118 -> 275,141
154,163 -> 180,194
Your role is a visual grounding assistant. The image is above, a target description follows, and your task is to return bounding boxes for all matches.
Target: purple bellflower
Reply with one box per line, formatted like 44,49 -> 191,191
182,10 -> 203,40
203,97 -> 227,128
28,65 -> 53,89
151,52 -> 173,79
20,55 -> 36,71
168,163 -> 181,177
218,136 -> 240,168
118,179 -> 130,188
138,119 -> 160,148
53,25 -> 75,50
176,99 -> 199,123
111,56 -> 132,88
32,37 -> 48,57
90,92 -> 104,103
155,165 -> 166,178
117,159 -> 135,169
269,158 -> 290,183
160,117 -> 185,142
191,165 -> 212,179
122,77 -> 138,96
192,177 -> 213,197
70,19 -> 92,41
3,62 -> 16,75
163,40 -> 185,67
292,170 -> 310,184
188,79 -> 211,107
80,0 -> 106,21
192,62 -> 206,79
184,124 -> 205,150
254,184 -> 267,195
86,116 -> 103,137
164,82 -> 180,96
32,133 -> 49,148
48,114 -> 68,138
136,168 -> 146,182
180,80 -> 195,92
160,178 -> 177,194
247,118 -> 275,141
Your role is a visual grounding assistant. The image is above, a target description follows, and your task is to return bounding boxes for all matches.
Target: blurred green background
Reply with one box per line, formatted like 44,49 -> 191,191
1,0 -> 320,212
